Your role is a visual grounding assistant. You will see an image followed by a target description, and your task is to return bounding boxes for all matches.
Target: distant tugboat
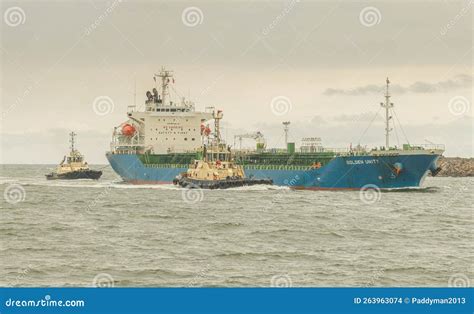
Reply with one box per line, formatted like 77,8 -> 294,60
45,132 -> 102,180
173,110 -> 272,189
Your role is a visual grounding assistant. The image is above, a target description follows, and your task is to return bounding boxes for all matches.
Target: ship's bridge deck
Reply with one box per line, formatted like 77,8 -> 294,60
127,105 -> 194,113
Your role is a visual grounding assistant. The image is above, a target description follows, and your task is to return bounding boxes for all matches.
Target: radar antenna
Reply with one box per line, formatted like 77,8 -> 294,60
154,67 -> 174,106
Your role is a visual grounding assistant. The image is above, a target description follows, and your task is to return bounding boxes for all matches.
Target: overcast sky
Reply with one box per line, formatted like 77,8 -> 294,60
1,0 -> 472,163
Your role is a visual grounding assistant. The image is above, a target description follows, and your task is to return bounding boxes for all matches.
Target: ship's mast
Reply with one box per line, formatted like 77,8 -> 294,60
69,131 -> 77,152
134,78 -> 137,106
380,78 -> 393,149
283,121 -> 290,148
155,67 -> 174,106
213,110 -> 223,147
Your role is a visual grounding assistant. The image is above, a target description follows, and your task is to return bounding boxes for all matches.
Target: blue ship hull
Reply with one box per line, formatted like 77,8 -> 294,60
106,152 -> 441,189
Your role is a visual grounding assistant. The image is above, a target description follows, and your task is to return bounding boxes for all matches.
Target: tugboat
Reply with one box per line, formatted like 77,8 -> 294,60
173,110 -> 273,189
45,132 -> 102,180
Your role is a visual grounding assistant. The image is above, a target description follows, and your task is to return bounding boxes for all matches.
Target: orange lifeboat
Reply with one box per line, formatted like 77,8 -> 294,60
121,124 -> 136,137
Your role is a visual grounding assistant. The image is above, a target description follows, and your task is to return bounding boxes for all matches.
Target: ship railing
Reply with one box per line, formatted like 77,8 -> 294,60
111,150 -> 140,155
113,139 -> 145,146
242,164 -> 315,171
336,151 -> 369,157
323,147 -> 350,153
233,149 -> 261,154
233,147 -> 367,156
143,163 -> 188,169
111,133 -> 145,147
110,140 -> 146,154
402,144 -> 445,151
323,147 -> 368,156
127,104 -> 145,113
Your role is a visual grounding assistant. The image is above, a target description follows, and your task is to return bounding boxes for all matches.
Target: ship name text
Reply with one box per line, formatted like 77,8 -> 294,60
346,159 -> 380,165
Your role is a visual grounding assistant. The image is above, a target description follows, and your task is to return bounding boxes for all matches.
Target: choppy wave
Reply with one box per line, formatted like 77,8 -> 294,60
0,165 -> 472,287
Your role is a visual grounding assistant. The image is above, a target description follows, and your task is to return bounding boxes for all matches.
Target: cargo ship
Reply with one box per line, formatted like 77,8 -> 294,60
106,68 -> 444,189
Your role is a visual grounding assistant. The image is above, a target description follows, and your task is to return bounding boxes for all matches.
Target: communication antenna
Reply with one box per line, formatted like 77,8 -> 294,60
283,121 -> 291,148
380,78 -> 393,149
134,78 -> 137,106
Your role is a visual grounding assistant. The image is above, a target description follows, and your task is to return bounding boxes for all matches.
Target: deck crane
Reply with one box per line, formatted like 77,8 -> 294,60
234,132 -> 266,151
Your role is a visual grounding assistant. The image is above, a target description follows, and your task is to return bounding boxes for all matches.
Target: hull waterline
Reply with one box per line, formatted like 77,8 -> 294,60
106,152 -> 440,190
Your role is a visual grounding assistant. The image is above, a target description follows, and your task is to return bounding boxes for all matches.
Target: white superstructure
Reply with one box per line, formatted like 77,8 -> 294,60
110,67 -> 214,154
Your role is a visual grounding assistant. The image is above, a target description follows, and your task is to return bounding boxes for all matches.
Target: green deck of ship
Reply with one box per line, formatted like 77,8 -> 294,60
139,151 -> 336,170
235,152 -> 335,166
